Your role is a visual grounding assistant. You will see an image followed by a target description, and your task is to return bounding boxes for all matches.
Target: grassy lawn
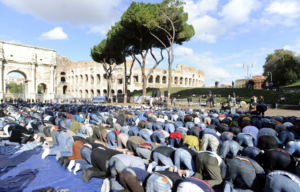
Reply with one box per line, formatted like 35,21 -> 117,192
126,87 -> 300,104
283,80 -> 300,87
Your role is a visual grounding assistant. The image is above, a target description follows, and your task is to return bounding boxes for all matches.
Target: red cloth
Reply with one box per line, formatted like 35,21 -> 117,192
169,132 -> 183,141
67,114 -> 72,119
113,131 -> 121,142
54,125 -> 59,130
68,141 -> 84,160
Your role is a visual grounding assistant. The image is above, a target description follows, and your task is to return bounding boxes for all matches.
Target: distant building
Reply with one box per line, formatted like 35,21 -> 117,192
220,84 -> 232,88
252,75 -> 266,89
235,79 -> 246,88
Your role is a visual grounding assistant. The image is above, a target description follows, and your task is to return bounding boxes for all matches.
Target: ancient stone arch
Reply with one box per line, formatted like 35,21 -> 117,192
0,41 -> 56,100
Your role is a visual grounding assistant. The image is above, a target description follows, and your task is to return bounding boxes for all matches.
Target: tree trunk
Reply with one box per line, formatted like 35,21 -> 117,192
167,62 -> 172,106
107,78 -> 112,103
142,59 -> 147,103
124,78 -> 128,104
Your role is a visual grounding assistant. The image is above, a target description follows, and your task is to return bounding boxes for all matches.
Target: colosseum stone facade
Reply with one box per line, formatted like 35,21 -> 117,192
0,41 -> 205,100
56,59 -> 205,98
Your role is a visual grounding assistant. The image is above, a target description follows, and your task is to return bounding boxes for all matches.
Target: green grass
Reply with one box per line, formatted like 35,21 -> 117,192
283,80 -> 300,87
126,87 -> 300,104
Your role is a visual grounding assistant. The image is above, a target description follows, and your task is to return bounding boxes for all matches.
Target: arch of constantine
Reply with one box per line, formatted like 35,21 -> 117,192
0,41 -> 56,100
0,41 -> 205,100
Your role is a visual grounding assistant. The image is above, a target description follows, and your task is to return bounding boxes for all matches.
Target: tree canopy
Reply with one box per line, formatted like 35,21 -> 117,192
263,49 -> 300,85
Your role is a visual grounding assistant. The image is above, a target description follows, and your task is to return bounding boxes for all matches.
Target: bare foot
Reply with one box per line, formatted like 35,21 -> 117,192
178,169 -> 187,177
169,166 -> 175,172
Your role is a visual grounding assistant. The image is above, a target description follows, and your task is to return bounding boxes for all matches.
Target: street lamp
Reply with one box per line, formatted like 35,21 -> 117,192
267,71 -> 272,82
243,61 -> 254,80
114,66 -> 118,104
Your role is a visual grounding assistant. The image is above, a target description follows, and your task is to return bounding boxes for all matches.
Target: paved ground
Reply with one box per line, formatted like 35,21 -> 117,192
105,103 -> 300,116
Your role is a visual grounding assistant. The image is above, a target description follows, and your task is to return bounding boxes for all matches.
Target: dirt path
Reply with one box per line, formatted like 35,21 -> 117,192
105,103 -> 300,116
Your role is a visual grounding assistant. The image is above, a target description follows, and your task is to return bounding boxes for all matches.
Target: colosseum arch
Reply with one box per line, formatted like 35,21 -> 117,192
148,76 -> 153,83
80,75 -> 83,84
185,78 -> 188,86
79,90 -> 82,98
97,74 -> 100,84
103,89 -> 107,96
85,74 -> 88,83
180,77 -> 183,85
91,75 -> 94,84
174,77 -> 178,84
156,75 -> 160,83
162,76 -> 167,84
133,74 -> 139,83
85,90 -> 88,98
97,89 -> 100,96
117,89 -> 122,95
189,78 -> 192,86
117,74 -> 123,84
91,89 -> 94,97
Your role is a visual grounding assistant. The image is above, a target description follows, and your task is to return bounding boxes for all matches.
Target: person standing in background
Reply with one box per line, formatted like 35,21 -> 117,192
277,81 -> 280,91
232,81 -> 234,88
198,96 -> 202,108
259,96 -> 264,104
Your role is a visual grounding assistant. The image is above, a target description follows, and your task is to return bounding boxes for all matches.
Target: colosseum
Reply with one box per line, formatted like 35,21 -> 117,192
56,58 -> 205,98
0,41 -> 205,100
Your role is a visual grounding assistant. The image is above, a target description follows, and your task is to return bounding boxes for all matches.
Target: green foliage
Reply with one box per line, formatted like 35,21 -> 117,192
283,69 -> 298,84
38,85 -> 43,93
263,49 -> 300,85
8,82 -> 16,89
127,87 -> 300,104
10,83 -> 23,93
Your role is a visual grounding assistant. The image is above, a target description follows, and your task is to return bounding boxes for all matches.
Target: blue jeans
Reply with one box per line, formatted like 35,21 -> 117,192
78,124 -> 86,134
80,146 -> 92,164
237,133 -> 254,147
146,173 -> 172,192
107,132 -> 118,149
174,148 -> 196,177
220,132 -> 233,142
139,130 -> 152,143
121,126 -> 129,134
145,122 -> 154,130
153,123 -> 163,131
170,138 -> 182,148
219,140 -> 240,158
91,114 -> 102,124
151,131 -> 166,145
225,158 -> 261,192
199,102 -> 201,107
49,131 -> 69,155
128,127 -> 139,136
188,102 -> 191,106
149,152 -> 174,171
185,122 -> 194,129
279,131 -> 295,144
265,172 -> 300,192
175,128 -> 187,136
285,140 -> 300,155
109,157 -> 126,191
165,124 -> 175,133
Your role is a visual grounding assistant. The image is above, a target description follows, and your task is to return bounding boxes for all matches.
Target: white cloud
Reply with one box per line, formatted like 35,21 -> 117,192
219,0 -> 261,26
265,0 -> 300,17
184,0 -> 219,20
7,40 -> 21,44
39,27 -> 68,40
263,0 -> 300,27
225,63 -> 243,68
174,47 -> 193,56
191,15 -> 226,43
283,39 -> 300,55
0,0 -> 121,34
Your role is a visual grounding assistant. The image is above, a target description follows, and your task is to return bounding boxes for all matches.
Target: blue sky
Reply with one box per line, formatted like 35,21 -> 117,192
1,0 -> 300,86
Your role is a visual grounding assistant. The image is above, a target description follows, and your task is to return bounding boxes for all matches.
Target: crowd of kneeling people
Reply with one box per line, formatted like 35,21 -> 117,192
1,103 -> 300,192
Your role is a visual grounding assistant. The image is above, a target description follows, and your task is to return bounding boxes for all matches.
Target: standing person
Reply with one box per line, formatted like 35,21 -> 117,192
275,99 -> 280,109
209,90 -> 212,97
259,96 -> 264,104
249,96 -> 255,111
187,97 -> 191,107
265,81 -> 269,90
227,95 -> 231,108
173,97 -> 176,107
149,97 -> 153,107
269,81 -> 273,90
210,96 -> 214,108
198,96 -> 202,108
205,96 -> 210,107
232,81 -> 234,88
277,81 -> 280,91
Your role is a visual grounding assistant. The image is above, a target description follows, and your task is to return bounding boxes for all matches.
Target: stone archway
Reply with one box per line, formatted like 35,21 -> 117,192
0,41 -> 56,100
